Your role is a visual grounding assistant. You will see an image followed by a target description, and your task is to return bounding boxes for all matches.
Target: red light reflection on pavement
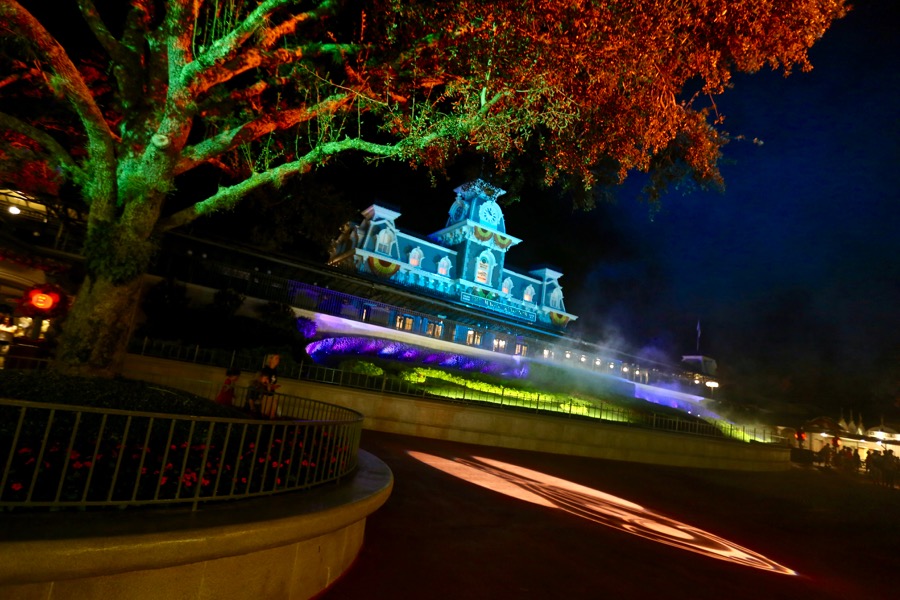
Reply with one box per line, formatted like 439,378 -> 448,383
408,451 -> 796,576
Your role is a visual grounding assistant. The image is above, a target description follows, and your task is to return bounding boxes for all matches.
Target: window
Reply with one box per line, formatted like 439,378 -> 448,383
501,278 -> 513,295
409,247 -> 424,268
542,348 -> 554,359
475,251 -> 495,284
515,343 -> 528,357
466,329 -> 482,346
438,256 -> 452,276
426,322 -> 444,338
395,315 -> 414,331
523,285 -> 535,303
493,338 -> 507,351
549,287 -> 563,309
376,229 -> 395,255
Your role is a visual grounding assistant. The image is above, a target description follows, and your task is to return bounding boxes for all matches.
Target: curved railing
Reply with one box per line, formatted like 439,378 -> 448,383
0,393 -> 363,511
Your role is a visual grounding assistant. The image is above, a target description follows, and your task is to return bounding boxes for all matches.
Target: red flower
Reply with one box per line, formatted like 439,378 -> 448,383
17,447 -> 32,454
11,482 -> 23,492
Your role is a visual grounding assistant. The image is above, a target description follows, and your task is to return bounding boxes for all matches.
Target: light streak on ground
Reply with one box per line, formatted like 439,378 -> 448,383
408,451 -> 796,576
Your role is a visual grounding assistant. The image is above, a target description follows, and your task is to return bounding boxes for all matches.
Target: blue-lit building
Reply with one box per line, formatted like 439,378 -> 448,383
328,180 -> 578,342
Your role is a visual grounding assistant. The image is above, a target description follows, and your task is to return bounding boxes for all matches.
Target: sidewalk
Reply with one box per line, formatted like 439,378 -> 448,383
320,430 -> 900,600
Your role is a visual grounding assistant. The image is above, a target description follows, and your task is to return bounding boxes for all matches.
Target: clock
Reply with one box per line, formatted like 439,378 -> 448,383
450,201 -> 468,222
478,200 -> 502,226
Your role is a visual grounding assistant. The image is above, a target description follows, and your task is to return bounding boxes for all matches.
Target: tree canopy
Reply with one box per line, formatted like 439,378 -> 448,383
0,0 -> 847,375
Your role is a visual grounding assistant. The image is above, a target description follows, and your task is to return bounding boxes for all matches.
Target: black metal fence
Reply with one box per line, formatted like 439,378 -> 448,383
0,387 -> 363,511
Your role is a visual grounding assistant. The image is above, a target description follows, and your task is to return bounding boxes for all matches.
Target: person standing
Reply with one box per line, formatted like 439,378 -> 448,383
0,316 -> 17,368
215,367 -> 241,406
260,353 -> 281,419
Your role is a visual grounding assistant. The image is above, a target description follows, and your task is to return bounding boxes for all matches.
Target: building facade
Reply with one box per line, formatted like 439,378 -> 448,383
328,180 -> 578,339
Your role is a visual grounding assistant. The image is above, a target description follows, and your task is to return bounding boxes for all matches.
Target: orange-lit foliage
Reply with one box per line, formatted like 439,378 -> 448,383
0,0 -> 846,375
367,0 -> 848,197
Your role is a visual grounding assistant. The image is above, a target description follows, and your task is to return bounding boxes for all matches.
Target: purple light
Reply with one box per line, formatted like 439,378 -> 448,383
305,336 -> 528,378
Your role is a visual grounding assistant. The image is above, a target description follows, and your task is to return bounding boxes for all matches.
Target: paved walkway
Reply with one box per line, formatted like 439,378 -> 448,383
320,430 -> 900,599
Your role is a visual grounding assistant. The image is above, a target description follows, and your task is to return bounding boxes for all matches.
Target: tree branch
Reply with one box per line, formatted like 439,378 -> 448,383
158,136 -> 402,232
182,0 -> 339,97
0,1 -> 116,210
175,94 -> 353,175
0,111 -> 85,182
76,0 -> 128,64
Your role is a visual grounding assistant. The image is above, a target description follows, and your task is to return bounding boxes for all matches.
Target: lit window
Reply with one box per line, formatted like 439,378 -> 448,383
515,343 -> 528,357
409,247 -> 424,267
438,256 -> 452,276
475,251 -> 494,284
426,322 -> 443,338
466,330 -> 483,346
523,285 -> 535,303
376,229 -> 395,255
493,339 -> 507,351
502,278 -> 513,295
395,315 -> 414,331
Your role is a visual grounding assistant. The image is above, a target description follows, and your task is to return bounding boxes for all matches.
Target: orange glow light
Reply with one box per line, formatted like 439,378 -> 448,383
30,292 -> 57,310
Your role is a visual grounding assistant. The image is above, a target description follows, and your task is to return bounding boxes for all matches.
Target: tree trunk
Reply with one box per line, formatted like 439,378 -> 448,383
53,274 -> 144,378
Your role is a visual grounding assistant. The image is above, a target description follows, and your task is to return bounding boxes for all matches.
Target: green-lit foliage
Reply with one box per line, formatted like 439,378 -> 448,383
0,0 -> 847,375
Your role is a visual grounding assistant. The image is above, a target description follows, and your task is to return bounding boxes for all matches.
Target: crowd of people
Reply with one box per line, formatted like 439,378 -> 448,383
816,443 -> 898,488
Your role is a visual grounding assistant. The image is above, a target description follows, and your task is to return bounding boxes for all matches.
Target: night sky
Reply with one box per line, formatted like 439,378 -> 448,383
331,0 -> 899,418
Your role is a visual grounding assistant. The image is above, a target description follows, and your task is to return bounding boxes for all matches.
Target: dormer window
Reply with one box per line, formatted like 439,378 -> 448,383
523,285 -> 535,303
376,229 -> 395,255
438,256 -> 452,276
549,287 -> 564,310
409,247 -> 424,268
501,277 -> 513,295
475,251 -> 495,285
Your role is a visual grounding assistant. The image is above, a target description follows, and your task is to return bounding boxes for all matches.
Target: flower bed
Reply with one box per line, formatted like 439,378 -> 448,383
0,372 -> 360,510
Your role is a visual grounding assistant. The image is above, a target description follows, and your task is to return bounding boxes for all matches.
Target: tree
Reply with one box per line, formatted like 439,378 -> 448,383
0,0 -> 847,376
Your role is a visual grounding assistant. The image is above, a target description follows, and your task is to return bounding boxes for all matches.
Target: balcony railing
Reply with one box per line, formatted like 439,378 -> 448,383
126,338 -> 775,444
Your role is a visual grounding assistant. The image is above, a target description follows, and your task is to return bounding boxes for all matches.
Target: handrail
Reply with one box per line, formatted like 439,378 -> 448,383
0,391 -> 363,511
127,341 -> 775,444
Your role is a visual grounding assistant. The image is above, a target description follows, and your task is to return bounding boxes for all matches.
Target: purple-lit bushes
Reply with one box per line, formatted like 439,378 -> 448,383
306,336 -> 529,379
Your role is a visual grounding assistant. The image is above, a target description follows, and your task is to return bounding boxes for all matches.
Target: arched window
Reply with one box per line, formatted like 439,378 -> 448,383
523,285 -> 535,303
475,251 -> 495,284
408,247 -> 424,267
376,229 -> 395,255
549,287 -> 564,309
438,256 -> 452,276
501,277 -> 513,295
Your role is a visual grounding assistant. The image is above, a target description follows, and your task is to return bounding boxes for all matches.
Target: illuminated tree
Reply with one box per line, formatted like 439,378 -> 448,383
0,0 -> 846,376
